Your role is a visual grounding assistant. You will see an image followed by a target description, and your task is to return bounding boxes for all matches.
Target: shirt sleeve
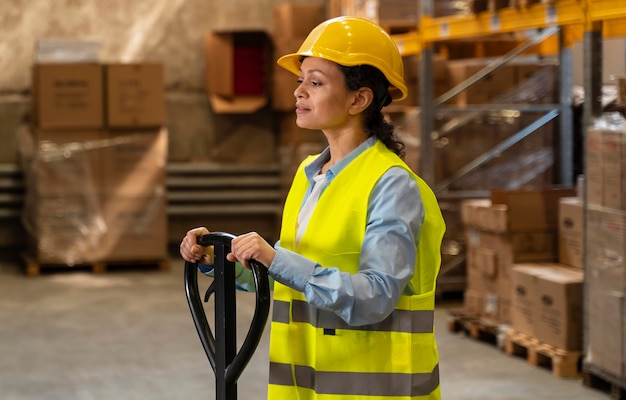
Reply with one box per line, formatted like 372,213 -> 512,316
268,166 -> 424,326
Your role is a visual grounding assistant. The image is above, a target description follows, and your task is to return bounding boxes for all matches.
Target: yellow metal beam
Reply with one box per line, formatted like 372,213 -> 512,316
604,17 -> 626,38
392,32 -> 421,56
420,0 -> 583,42
392,1 -> 626,56
589,0 -> 626,21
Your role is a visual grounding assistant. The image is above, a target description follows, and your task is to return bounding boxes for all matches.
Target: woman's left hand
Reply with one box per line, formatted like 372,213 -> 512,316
227,232 -> 276,270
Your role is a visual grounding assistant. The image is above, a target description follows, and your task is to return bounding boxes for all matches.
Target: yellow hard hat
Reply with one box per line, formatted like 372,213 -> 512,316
277,16 -> 408,102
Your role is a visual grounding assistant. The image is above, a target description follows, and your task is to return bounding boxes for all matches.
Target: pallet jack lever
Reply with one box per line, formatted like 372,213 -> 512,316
184,232 -> 271,400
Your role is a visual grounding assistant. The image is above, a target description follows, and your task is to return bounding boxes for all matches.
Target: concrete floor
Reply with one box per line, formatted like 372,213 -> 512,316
0,253 -> 609,400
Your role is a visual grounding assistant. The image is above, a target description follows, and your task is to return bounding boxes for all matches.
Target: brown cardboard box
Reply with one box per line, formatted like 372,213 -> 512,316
534,265 -> 583,350
325,0 -> 345,18
104,63 -> 165,128
33,63 -> 103,130
101,128 -> 167,197
204,31 -> 270,113
586,290 -> 626,378
465,226 -> 556,324
26,193 -> 104,265
461,199 -> 509,233
602,129 -> 626,210
351,0 -> 419,27
466,245 -> 498,294
511,265 -> 542,337
28,130 -> 104,196
99,193 -> 168,261
586,205 -> 626,293
272,3 -> 324,40
490,187 -> 577,232
558,197 -> 584,269
463,289 -> 484,316
586,127 -> 604,207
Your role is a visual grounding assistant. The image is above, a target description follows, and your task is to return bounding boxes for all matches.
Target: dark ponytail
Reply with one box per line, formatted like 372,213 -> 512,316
339,64 -> 406,159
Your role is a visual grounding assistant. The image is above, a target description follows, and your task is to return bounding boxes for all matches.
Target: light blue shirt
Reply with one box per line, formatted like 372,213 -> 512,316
205,136 -> 424,326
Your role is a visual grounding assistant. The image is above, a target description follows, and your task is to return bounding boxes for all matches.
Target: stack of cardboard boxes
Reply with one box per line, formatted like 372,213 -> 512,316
584,112 -> 626,379
23,61 -> 168,266
461,187 -> 585,352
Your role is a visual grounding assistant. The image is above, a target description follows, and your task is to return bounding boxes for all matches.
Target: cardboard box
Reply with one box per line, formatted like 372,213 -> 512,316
465,227 -> 557,304
99,193 -> 168,261
490,187 -> 577,232
27,130 -> 104,196
466,245 -> 498,294
351,0 -> 419,27
463,289 -> 484,316
204,31 -> 270,113
602,129 -> 626,210
534,265 -> 583,350
272,3 -> 324,40
104,63 -> 166,128
101,128 -> 167,197
33,63 -> 103,129
586,127 -> 604,207
586,205 -> 626,293
586,290 -> 626,378
26,193 -> 104,265
558,197 -> 584,269
511,265 -> 540,337
461,199 -> 509,233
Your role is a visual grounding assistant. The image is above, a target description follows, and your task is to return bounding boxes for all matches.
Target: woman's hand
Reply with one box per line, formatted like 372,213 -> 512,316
179,227 -> 214,265
227,232 -> 276,270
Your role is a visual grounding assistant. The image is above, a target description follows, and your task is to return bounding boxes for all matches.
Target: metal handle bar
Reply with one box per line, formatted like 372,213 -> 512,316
184,232 -> 271,399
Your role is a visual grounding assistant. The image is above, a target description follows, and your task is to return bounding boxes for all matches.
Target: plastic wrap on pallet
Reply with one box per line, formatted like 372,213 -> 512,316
18,127 -> 168,266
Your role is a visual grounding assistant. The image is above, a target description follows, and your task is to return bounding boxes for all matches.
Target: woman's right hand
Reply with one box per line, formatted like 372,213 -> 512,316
179,227 -> 214,265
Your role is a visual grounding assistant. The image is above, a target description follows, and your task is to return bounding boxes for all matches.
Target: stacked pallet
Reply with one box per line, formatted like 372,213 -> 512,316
21,50 -> 168,274
457,187 -> 586,376
582,112 -> 626,396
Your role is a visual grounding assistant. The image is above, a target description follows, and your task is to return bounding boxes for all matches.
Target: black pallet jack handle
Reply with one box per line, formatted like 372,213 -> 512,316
184,232 -> 271,400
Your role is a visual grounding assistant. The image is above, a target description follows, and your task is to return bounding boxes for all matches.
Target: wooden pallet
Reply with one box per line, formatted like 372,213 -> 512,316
447,308 -> 504,347
504,329 -> 582,377
21,253 -> 169,276
582,363 -> 626,400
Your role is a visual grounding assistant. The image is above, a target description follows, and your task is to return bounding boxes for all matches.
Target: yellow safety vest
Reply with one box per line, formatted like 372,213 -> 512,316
268,140 -> 446,400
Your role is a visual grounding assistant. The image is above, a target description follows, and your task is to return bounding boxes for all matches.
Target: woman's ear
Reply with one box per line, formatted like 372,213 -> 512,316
349,87 -> 374,115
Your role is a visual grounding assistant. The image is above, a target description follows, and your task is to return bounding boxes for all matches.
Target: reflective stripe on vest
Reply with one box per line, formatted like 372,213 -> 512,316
269,140 -> 445,400
269,362 -> 440,397
272,299 -> 434,333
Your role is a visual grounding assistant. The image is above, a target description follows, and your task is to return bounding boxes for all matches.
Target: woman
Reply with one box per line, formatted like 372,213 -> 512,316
180,16 -> 446,400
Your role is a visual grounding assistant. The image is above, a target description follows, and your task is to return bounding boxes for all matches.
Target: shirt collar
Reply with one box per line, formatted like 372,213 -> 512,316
304,136 -> 378,183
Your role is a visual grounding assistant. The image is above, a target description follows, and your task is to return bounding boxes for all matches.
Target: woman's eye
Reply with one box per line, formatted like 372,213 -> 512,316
297,78 -> 303,84
311,80 -> 321,86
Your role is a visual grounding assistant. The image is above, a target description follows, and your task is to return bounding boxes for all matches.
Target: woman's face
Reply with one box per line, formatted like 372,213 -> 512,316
294,57 -> 357,131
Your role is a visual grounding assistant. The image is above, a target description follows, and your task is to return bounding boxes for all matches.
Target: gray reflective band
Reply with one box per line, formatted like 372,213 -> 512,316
272,299 -> 290,324
269,362 -> 440,397
272,299 -> 434,333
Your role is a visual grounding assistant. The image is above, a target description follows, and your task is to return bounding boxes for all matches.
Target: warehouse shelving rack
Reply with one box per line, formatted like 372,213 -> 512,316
391,0 -> 626,294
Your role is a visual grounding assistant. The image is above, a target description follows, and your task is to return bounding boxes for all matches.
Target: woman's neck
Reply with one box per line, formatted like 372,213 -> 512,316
322,127 -> 369,172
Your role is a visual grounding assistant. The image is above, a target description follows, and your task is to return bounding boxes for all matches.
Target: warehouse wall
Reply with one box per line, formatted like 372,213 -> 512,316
0,0 -> 323,164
